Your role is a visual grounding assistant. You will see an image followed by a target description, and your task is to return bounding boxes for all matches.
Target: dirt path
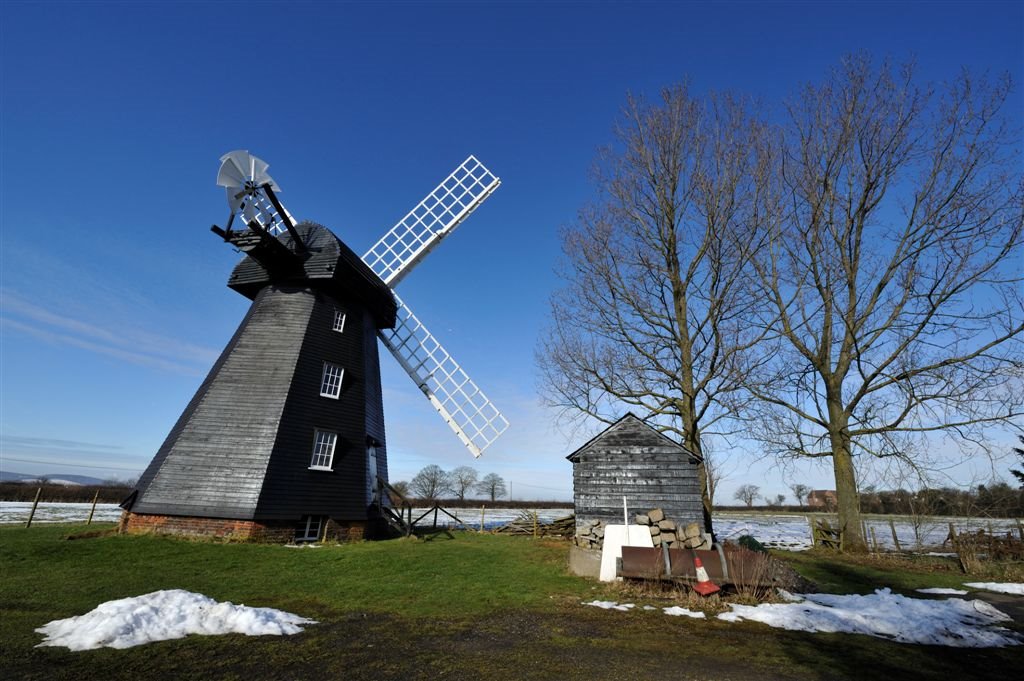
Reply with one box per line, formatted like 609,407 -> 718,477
276,608 -> 1022,681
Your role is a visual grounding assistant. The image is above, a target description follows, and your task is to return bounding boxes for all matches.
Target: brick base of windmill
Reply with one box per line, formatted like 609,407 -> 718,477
120,512 -> 373,543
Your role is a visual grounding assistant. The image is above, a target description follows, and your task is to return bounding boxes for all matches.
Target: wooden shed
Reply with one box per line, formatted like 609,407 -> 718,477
566,413 -> 705,534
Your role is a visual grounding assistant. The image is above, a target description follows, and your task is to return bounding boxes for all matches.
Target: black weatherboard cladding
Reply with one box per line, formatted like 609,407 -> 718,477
567,414 -> 704,527
228,222 -> 397,329
131,286 -> 313,519
254,287 -> 374,520
129,222 -> 394,523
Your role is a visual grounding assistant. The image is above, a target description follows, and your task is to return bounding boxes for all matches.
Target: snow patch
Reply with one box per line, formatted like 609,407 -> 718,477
717,588 -> 1020,647
583,600 -> 635,611
35,590 -> 316,650
964,582 -> 1024,596
663,606 -> 706,618
916,587 -> 969,595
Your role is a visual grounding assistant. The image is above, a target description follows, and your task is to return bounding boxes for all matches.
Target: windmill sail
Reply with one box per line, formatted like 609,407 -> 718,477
380,293 -> 509,457
362,156 -> 500,287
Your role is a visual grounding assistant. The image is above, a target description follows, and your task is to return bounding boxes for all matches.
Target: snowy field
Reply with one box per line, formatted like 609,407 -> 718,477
0,501 -> 124,524
416,508 -> 1021,552
408,507 -> 571,531
714,511 -> 1023,552
2,503 -> 1019,553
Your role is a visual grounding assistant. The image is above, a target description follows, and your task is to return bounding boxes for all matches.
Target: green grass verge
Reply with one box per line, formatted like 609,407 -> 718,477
0,524 -> 592,618
779,548 -> 1024,594
2,524 -> 1021,680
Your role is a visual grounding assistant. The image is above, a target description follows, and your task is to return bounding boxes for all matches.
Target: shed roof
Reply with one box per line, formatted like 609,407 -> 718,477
565,412 -> 701,462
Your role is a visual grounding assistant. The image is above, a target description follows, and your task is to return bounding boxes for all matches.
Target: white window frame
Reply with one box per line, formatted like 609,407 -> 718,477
309,429 -> 337,471
333,309 -> 346,333
320,362 -> 344,398
295,515 -> 324,542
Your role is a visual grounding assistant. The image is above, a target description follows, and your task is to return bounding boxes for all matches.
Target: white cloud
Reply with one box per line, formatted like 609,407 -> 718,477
2,290 -> 218,375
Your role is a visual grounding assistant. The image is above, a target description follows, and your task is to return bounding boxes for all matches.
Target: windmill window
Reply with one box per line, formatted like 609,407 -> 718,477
309,429 -> 337,470
333,310 -> 346,333
320,363 -> 344,398
295,515 -> 324,542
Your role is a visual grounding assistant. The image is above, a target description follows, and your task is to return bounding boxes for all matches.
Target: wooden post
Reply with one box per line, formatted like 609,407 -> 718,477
807,515 -> 816,547
533,511 -> 538,539
25,488 -> 42,528
480,506 -> 485,533
1016,519 -> 1023,542
86,490 -> 100,525
870,526 -> 879,553
888,519 -> 902,552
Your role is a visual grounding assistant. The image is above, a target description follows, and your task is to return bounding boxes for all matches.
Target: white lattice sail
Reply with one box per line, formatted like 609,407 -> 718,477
363,156 -> 501,286
379,293 -> 509,457
240,189 -> 292,236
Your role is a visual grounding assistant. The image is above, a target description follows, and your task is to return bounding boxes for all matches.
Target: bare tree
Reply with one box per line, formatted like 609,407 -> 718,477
790,483 -> 811,508
410,465 -> 449,502
749,56 -> 1023,552
734,484 -> 761,507
702,438 -> 730,509
448,466 -> 479,502
538,85 -> 771,532
475,472 -> 507,502
388,480 -> 411,504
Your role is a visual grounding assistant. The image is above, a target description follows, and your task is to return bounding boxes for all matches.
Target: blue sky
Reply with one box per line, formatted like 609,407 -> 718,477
1,1 -> 1022,501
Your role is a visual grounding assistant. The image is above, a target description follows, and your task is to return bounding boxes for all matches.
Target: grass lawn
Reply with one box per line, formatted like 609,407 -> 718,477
1,524 -> 1021,680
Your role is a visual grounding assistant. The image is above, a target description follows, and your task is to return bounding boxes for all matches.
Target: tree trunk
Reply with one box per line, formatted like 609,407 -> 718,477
830,429 -> 867,552
683,428 -> 714,537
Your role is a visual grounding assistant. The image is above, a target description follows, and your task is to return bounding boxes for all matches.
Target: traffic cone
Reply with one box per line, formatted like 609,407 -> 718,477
692,555 -> 720,596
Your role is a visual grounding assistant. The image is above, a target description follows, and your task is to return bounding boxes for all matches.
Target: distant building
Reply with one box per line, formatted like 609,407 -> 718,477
807,489 -> 837,509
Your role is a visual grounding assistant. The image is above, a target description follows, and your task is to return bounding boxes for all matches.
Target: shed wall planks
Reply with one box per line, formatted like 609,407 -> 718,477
567,414 -> 704,530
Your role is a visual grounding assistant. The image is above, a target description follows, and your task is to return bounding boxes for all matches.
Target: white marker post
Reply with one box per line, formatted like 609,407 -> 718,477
623,496 -> 629,544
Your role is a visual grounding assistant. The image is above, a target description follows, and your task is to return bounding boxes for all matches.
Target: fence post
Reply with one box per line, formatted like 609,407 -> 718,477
86,490 -> 100,525
25,487 -> 42,528
888,519 -> 902,552
480,506 -> 485,533
807,515 -> 816,547
1016,519 -> 1023,542
533,511 -> 538,539
869,526 -> 880,553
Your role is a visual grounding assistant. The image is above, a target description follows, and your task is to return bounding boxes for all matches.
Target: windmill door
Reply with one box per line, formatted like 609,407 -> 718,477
367,443 -> 378,504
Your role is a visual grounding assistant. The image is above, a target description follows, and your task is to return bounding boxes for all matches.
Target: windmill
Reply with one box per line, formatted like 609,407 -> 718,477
121,151 -> 508,542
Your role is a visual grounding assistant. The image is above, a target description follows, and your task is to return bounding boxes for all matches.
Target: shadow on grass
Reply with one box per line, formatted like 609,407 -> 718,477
773,627 -> 1021,681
